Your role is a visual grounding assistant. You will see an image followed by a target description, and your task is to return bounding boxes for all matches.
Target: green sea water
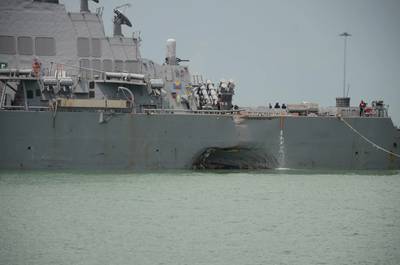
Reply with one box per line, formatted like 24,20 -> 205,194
1,170 -> 400,265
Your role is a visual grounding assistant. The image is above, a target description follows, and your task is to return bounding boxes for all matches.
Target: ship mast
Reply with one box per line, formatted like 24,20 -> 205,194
340,32 -> 351,98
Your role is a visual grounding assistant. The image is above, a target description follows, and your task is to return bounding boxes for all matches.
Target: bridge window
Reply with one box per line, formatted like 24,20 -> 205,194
79,59 -> 91,79
35,37 -> 55,56
91,38 -> 101,58
77,37 -> 90,57
17,37 -> 33,55
103,59 -> 113,72
125,60 -> 139,73
0,36 -> 16,55
92,59 -> 101,76
114,60 -> 124,72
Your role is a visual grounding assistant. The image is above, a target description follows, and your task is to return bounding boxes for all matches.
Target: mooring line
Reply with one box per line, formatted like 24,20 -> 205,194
340,117 -> 400,158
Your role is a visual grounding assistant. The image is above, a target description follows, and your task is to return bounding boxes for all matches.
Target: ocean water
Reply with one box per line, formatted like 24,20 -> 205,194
0,170 -> 399,265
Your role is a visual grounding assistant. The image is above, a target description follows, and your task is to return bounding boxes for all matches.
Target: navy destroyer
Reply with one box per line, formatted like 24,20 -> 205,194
0,0 -> 399,170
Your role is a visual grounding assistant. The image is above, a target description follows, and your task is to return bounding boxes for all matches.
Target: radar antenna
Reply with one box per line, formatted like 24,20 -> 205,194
115,3 -> 131,12
113,4 -> 133,37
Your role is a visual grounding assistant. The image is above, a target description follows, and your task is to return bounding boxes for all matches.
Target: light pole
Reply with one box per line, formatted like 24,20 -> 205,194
339,32 -> 351,98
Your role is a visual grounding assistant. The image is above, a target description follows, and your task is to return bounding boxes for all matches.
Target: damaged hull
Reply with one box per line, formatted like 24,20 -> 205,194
193,147 -> 279,170
0,111 -> 399,170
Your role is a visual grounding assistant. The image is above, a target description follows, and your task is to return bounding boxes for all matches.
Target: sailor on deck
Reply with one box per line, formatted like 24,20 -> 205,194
359,100 -> 366,116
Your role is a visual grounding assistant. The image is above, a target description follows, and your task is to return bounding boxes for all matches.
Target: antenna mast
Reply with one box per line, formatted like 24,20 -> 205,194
340,32 -> 351,98
80,0 -> 99,13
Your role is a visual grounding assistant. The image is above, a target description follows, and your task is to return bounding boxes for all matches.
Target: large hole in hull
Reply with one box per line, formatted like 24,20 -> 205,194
193,147 -> 278,170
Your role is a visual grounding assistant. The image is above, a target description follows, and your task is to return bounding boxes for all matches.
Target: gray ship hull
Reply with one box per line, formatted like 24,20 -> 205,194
0,111 -> 399,170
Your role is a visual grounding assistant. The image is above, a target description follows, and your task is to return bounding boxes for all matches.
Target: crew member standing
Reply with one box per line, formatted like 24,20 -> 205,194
359,100 -> 366,116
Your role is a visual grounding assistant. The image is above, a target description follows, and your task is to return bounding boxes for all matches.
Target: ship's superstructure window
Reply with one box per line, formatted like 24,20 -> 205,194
77,38 -> 102,58
103,59 -> 113,72
91,38 -> 102,58
114,60 -> 124,72
77,37 -> 90,57
92,59 -> 101,76
17,37 -> 33,55
79,59 -> 90,79
0,36 -> 16,55
35,37 -> 55,56
125,60 -> 139,73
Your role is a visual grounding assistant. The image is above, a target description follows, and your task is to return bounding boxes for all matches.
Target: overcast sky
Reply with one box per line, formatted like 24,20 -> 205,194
61,0 -> 400,125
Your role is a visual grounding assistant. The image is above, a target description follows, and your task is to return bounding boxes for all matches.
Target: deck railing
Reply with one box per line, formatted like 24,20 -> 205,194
143,109 -> 242,115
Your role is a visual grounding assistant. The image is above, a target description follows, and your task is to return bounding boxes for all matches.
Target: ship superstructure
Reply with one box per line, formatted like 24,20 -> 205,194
0,0 -> 399,170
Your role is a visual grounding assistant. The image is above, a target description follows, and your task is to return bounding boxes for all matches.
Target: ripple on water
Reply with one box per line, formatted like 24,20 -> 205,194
0,170 -> 399,265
